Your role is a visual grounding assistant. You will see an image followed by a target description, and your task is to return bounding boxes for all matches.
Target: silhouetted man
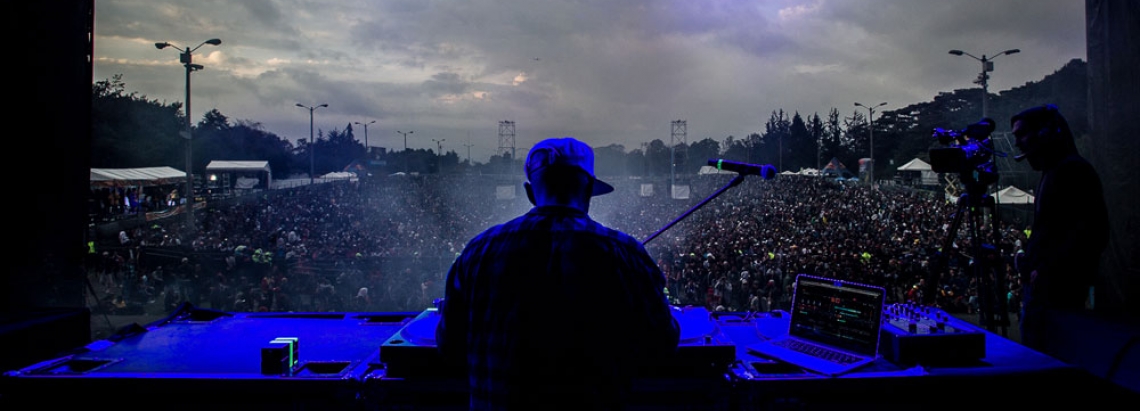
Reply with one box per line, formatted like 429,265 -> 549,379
1011,104 -> 1109,352
437,137 -> 680,410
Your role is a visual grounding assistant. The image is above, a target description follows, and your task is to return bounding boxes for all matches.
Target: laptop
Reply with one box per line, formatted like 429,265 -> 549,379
747,274 -> 886,376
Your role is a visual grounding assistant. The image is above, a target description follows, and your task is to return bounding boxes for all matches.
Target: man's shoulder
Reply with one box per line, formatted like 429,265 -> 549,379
594,222 -> 643,247
466,209 -> 643,248
1053,155 -> 1104,188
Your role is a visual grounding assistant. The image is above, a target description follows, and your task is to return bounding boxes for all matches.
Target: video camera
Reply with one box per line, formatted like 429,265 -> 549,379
929,118 -> 1000,186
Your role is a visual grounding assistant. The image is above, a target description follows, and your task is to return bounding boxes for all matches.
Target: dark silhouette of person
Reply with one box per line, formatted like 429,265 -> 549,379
1011,104 -> 1109,352
436,137 -> 680,410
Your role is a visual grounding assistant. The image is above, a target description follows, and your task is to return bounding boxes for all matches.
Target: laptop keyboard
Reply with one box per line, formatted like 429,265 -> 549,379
774,339 -> 862,365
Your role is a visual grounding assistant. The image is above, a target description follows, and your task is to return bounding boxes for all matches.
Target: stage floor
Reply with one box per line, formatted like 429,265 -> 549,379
3,304 -> 1133,410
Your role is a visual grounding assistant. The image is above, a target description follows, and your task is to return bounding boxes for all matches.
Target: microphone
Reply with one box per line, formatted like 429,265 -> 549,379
707,159 -> 777,179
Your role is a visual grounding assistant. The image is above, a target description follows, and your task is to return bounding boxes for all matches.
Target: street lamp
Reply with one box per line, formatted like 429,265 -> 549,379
432,138 -> 446,173
155,38 -> 221,229
948,48 -> 1020,119
296,103 -> 329,184
354,120 -> 376,149
397,130 -> 413,173
854,101 -> 887,184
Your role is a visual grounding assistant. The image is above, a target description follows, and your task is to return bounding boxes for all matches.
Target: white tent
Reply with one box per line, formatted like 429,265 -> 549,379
205,161 -> 272,191
90,166 -> 185,187
321,171 -> 358,180
897,158 -> 939,186
897,158 -> 931,171
698,165 -> 735,175
996,186 -> 1035,204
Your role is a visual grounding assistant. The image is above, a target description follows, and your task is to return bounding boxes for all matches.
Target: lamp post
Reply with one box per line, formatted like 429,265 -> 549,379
432,138 -> 446,174
155,38 -> 221,229
854,101 -> 887,184
948,48 -> 1020,119
354,120 -> 376,149
296,103 -> 329,184
397,130 -> 413,173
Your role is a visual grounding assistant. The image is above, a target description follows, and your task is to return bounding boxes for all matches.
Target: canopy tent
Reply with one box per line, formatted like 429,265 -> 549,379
90,166 -> 185,187
697,165 -> 735,175
205,161 -> 272,190
821,157 -> 855,179
897,158 -> 932,171
995,185 -> 1035,205
321,171 -> 358,181
896,158 -> 939,186
90,167 -> 189,221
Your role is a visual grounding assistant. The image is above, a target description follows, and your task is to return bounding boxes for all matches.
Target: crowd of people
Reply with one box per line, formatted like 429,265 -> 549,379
87,172 -> 1030,322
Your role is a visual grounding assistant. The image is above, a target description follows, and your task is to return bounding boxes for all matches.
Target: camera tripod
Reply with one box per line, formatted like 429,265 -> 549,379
932,180 -> 1011,336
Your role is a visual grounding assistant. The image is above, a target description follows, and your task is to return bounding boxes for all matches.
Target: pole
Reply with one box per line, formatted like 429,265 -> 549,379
869,108 -> 874,184
949,49 -> 1019,119
183,52 -> 194,229
398,131 -> 413,173
980,57 -> 989,119
855,101 -> 887,184
670,143 -> 675,193
297,103 -> 327,184
433,138 -> 446,173
465,131 -> 473,167
355,120 -> 375,149
156,39 -> 220,230
309,107 -> 315,184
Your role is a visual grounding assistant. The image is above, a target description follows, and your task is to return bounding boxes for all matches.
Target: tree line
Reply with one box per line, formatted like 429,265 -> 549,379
92,59 -> 1086,184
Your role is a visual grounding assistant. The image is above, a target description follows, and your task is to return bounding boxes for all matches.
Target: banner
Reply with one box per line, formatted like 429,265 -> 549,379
495,185 -> 516,200
671,185 -> 690,200
640,184 -> 654,197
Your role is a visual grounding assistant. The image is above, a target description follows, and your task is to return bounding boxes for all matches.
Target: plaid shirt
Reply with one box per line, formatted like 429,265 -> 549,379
437,205 -> 680,410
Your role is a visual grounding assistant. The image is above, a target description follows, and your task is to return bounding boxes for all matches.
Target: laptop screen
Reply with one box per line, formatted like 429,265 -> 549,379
788,275 -> 885,356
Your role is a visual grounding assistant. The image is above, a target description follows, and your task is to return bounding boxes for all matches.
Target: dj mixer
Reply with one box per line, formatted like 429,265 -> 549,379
879,303 -> 987,366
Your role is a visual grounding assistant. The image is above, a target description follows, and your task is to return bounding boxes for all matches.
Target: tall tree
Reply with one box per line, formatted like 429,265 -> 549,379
721,135 -> 748,163
786,112 -> 813,172
844,110 -> 868,173
808,113 -> 825,170
594,143 -> 628,177
645,139 -> 670,177
688,138 -> 722,173
763,110 -> 791,171
822,108 -> 846,164
91,75 -> 184,168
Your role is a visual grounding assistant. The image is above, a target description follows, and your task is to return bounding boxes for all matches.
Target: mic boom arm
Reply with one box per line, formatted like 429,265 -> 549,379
642,173 -> 746,246
642,159 -> 776,245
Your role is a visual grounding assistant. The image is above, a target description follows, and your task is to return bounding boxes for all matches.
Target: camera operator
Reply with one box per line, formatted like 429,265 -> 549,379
1011,104 -> 1109,352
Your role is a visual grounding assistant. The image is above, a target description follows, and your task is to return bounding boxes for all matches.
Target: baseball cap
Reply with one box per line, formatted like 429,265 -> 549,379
525,137 -> 614,196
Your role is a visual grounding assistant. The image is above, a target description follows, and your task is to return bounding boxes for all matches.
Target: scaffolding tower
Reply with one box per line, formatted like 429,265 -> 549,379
671,119 -> 687,197
498,120 -> 516,174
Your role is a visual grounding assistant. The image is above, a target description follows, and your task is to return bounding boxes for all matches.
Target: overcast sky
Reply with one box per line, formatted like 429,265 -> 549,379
92,0 -> 1086,163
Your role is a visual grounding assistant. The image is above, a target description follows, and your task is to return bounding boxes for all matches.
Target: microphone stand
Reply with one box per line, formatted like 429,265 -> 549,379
643,174 -> 746,246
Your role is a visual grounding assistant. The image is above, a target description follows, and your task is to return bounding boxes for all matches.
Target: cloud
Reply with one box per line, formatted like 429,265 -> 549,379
92,0 -> 1087,155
